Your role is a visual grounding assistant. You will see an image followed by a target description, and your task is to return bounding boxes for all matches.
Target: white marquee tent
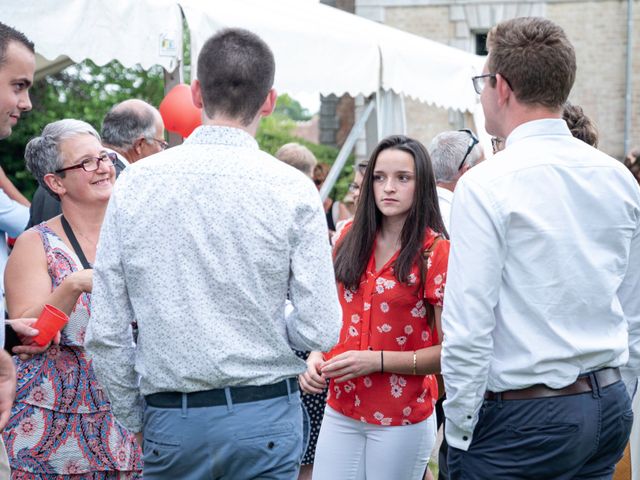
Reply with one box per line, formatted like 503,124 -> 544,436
2,0 -> 484,110
1,0 -> 486,195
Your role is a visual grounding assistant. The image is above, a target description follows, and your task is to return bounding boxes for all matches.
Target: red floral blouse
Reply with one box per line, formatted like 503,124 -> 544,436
326,226 -> 450,426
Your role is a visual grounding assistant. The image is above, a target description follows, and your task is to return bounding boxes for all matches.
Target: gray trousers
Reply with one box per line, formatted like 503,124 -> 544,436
142,385 -> 304,480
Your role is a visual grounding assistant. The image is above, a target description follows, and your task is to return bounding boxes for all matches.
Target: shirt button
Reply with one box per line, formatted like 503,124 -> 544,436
467,415 -> 472,419
462,436 -> 468,441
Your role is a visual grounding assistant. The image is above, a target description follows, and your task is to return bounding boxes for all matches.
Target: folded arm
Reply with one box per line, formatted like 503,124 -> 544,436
286,188 -> 342,352
84,193 -> 142,433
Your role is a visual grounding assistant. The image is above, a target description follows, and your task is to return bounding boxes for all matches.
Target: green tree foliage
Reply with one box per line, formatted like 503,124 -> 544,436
0,57 -> 352,202
0,60 -> 164,198
258,97 -> 354,201
272,93 -> 311,121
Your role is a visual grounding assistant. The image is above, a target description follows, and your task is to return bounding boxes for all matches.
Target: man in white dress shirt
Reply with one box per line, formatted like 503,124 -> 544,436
441,17 -> 640,479
86,28 -> 341,480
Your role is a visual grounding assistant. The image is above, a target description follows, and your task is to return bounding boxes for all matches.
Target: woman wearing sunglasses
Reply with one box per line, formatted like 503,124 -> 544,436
2,119 -> 142,479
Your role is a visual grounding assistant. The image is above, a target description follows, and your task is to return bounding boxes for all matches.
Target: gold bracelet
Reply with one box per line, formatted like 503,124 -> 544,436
412,351 -> 417,375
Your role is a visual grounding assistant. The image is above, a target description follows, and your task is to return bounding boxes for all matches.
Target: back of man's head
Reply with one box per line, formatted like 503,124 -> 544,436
0,22 -> 34,67
429,131 -> 483,184
197,28 -> 275,126
102,99 -> 160,153
275,143 -> 317,178
487,17 -> 575,109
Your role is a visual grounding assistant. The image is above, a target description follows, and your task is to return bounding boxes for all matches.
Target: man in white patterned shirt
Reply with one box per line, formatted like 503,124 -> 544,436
441,17 -> 640,479
86,28 -> 341,480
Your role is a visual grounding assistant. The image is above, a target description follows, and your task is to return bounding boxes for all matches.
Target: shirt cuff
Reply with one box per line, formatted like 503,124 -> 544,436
112,397 -> 145,433
445,417 -> 474,451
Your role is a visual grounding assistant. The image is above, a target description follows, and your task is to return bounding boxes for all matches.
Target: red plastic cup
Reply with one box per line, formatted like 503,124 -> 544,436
32,304 -> 69,347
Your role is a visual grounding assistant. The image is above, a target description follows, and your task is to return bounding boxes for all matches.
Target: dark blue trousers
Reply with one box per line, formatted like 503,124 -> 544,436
448,380 -> 633,480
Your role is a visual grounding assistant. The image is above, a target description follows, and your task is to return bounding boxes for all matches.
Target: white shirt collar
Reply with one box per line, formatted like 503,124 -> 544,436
506,118 -> 571,148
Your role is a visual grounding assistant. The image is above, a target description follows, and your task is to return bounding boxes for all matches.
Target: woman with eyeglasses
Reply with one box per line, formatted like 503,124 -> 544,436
301,135 -> 449,480
2,120 -> 142,479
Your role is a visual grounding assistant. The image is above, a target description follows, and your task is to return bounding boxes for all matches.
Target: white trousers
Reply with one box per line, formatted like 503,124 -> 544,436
312,405 -> 436,480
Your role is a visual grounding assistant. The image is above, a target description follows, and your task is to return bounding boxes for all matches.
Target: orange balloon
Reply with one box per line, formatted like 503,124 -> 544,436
159,84 -> 202,138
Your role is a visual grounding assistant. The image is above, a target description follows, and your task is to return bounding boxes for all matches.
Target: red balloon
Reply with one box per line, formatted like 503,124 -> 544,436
159,84 -> 202,138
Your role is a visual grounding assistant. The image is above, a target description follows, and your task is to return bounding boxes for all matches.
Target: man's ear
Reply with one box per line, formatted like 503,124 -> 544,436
133,137 -> 145,156
496,73 -> 512,107
43,173 -> 66,198
191,79 -> 204,109
259,89 -> 277,118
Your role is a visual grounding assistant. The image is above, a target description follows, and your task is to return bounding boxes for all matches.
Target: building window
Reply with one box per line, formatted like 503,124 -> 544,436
474,32 -> 488,56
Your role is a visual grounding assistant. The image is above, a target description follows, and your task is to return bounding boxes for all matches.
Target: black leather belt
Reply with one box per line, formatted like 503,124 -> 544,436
145,378 -> 298,408
484,367 -> 621,401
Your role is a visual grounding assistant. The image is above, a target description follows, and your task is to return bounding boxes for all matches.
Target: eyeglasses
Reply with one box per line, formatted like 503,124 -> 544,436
471,73 -> 513,95
55,152 -> 117,174
491,137 -> 505,154
148,137 -> 169,150
458,129 -> 479,170
348,182 -> 361,193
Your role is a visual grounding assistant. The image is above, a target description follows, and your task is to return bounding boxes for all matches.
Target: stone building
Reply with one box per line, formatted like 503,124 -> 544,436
355,0 -> 639,159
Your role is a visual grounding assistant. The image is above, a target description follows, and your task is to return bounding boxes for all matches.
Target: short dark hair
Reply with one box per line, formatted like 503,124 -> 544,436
0,22 -> 34,67
487,17 -> 576,108
101,101 -> 157,149
334,135 -> 447,291
197,28 -> 275,125
562,102 -> 599,148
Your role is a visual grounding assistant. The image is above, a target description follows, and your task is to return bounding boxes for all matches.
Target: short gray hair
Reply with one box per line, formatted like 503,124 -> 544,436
428,131 -> 482,183
25,119 -> 101,200
101,101 -> 156,149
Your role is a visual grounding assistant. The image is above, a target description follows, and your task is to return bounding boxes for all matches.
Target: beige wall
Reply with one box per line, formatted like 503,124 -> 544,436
384,5 -> 460,146
361,0 -> 639,159
548,0 -> 639,158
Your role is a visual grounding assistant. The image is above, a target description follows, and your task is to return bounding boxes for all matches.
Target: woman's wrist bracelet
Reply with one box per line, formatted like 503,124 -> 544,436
412,350 -> 417,375
380,350 -> 384,373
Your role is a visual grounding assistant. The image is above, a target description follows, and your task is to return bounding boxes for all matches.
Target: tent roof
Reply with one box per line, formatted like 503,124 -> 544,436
2,0 -> 183,72
2,0 -> 484,112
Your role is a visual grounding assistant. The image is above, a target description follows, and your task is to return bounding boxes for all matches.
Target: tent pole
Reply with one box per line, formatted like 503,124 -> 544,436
164,61 -> 184,146
320,98 -> 376,201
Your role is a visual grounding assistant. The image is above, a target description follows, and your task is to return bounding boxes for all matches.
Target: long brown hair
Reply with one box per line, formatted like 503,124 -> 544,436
334,135 -> 446,290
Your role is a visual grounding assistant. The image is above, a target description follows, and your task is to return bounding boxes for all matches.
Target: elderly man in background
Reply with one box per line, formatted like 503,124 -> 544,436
428,129 -> 483,234
86,28 -> 341,480
27,98 -> 165,226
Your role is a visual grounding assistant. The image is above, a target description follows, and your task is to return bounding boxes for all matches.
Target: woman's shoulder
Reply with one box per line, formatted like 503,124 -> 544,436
422,228 -> 448,248
14,218 -> 64,255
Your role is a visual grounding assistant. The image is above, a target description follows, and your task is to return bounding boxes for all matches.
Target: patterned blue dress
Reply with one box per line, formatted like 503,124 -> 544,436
2,225 -> 142,479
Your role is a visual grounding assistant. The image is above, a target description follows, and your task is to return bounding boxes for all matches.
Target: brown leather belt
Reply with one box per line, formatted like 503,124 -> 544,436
484,367 -> 621,401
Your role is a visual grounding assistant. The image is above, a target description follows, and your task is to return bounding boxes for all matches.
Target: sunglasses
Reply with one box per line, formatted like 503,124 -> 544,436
457,129 -> 479,170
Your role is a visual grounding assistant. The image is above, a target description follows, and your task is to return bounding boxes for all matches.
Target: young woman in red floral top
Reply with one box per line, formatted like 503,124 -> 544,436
300,135 -> 450,480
